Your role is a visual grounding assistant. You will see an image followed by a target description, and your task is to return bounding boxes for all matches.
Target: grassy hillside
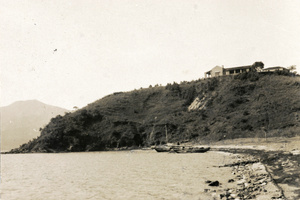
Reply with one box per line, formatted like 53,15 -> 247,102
10,72 -> 300,153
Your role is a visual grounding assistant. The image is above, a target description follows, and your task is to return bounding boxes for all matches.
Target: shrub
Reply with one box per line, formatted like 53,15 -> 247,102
181,85 -> 197,106
166,82 -> 181,95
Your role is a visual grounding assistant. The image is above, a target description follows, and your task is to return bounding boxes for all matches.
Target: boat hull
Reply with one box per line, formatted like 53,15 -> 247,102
173,147 -> 210,153
154,145 -> 210,153
154,145 -> 171,152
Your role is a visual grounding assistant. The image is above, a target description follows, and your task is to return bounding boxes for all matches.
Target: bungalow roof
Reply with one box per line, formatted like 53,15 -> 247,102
224,65 -> 252,70
264,66 -> 287,70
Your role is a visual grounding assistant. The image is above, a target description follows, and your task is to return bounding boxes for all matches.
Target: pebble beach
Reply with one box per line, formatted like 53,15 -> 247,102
203,153 -> 285,200
203,137 -> 300,200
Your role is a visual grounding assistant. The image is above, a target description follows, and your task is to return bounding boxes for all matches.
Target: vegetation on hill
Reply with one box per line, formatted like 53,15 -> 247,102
10,72 -> 300,153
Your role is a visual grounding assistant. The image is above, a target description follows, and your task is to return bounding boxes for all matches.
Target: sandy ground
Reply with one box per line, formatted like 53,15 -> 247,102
208,136 -> 300,153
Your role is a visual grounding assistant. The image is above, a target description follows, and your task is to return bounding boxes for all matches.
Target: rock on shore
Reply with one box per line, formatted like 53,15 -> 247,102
204,154 -> 284,200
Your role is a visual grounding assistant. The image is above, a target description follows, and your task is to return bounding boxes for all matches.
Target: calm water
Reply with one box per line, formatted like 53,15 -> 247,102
1,150 -> 236,200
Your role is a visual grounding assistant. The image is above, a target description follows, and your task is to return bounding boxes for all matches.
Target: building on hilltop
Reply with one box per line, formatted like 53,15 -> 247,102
263,66 -> 290,72
205,62 -> 264,78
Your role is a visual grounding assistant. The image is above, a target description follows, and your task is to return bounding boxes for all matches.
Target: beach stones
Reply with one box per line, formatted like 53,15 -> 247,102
205,153 -> 287,200
204,188 -> 210,193
208,181 -> 220,186
228,179 -> 234,183
215,154 -> 285,199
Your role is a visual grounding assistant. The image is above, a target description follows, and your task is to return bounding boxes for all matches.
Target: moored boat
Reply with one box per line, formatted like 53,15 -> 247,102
153,145 -> 171,152
153,144 -> 210,153
173,146 -> 210,153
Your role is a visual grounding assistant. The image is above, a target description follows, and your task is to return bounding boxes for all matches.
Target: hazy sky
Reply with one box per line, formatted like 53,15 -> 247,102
1,0 -> 300,109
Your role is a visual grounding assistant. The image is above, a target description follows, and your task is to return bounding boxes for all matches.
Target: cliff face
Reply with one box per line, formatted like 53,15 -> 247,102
10,73 -> 300,153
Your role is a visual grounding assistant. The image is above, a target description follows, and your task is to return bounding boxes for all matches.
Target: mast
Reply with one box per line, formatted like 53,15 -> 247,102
165,124 -> 168,143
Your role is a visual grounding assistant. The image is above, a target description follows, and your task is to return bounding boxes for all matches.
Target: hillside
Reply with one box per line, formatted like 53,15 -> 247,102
9,72 -> 300,153
1,100 -> 68,151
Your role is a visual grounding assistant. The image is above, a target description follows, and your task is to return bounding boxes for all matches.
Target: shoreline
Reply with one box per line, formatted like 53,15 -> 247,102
209,147 -> 300,200
203,152 -> 285,199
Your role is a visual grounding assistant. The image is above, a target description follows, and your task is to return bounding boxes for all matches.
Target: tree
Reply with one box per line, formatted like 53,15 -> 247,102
73,106 -> 79,111
251,61 -> 264,72
166,82 -> 181,95
288,65 -> 297,74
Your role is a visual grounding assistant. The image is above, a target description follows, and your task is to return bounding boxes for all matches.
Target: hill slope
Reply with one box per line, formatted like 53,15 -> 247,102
10,73 -> 300,153
1,100 -> 68,151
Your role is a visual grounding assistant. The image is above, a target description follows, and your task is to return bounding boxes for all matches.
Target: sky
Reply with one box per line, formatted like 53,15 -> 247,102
1,0 -> 300,110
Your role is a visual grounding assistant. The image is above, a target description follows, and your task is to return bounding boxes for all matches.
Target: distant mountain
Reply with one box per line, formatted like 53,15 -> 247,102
1,100 -> 68,151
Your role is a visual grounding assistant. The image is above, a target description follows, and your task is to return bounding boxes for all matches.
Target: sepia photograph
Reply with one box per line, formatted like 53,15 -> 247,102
1,0 -> 300,199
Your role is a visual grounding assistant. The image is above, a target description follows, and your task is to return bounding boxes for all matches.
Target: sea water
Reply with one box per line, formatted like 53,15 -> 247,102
1,150 -> 236,200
